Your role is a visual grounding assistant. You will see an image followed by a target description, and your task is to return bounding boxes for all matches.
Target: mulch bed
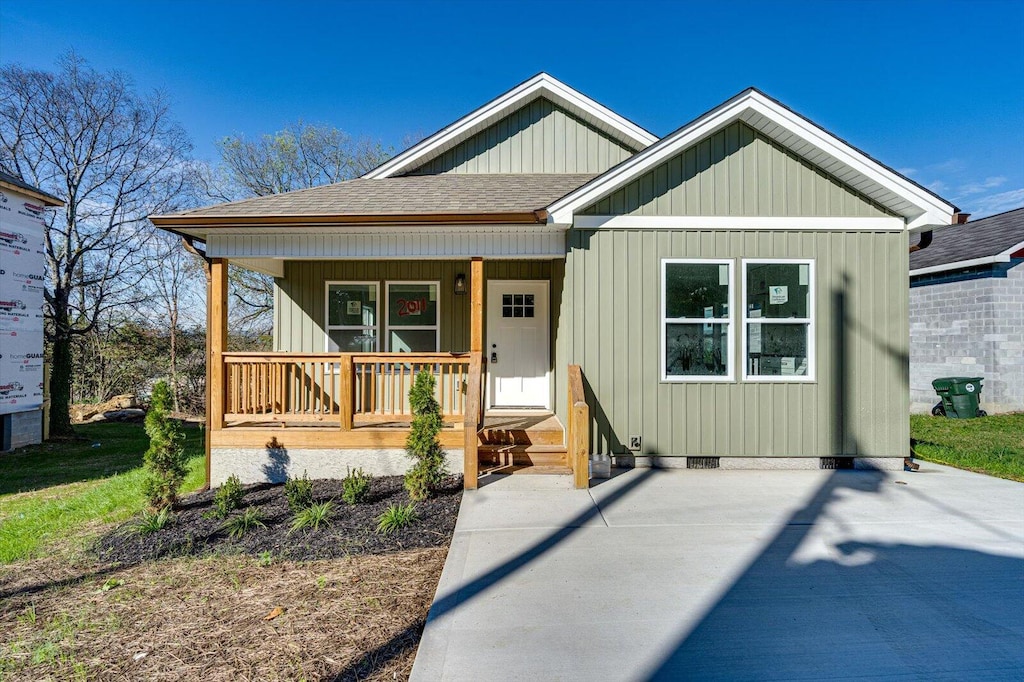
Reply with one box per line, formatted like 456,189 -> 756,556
94,475 -> 463,565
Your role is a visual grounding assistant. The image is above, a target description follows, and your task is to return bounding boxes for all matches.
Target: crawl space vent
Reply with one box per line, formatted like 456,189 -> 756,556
820,457 -> 854,470
687,457 -> 720,469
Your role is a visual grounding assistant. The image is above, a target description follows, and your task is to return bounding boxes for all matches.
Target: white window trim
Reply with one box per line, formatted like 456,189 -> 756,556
661,258 -> 735,383
324,281 -> 380,352
741,259 -> 816,383
385,280 -> 441,352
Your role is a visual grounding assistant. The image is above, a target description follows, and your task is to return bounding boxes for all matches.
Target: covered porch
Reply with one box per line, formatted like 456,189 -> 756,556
205,257 -> 589,489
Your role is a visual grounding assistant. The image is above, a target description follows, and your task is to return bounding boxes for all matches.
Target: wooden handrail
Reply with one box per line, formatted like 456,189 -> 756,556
222,351 -> 474,426
567,364 -> 590,489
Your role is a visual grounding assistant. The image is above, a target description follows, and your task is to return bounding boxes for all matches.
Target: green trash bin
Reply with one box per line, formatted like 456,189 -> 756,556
931,377 -> 986,418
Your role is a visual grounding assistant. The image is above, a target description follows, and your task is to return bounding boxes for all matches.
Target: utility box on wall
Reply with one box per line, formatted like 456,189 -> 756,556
0,172 -> 62,451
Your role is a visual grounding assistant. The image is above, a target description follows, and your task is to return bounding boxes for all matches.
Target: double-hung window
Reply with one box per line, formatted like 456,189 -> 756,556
385,281 -> 439,352
326,282 -> 379,351
661,259 -> 734,381
742,259 -> 814,381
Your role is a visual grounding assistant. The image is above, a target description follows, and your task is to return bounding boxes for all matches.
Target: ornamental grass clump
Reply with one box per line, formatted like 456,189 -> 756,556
221,506 -> 266,540
142,381 -> 188,510
377,503 -> 418,535
404,371 -> 447,501
290,501 -> 335,533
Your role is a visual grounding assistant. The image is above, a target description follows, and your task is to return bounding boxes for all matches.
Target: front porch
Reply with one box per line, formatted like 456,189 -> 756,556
205,258 -> 589,489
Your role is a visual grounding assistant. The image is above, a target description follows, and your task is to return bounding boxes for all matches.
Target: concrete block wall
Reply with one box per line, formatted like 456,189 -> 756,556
910,263 -> 1024,413
1,409 -> 43,451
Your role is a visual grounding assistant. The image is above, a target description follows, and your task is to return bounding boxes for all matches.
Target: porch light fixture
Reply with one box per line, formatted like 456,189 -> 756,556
454,273 -> 467,295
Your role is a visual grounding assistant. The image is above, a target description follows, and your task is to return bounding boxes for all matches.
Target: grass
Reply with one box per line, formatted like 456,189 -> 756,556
0,422 -> 205,563
910,413 -> 1024,482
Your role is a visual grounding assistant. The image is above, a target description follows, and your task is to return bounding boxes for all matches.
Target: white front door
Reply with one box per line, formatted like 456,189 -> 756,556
487,281 -> 549,409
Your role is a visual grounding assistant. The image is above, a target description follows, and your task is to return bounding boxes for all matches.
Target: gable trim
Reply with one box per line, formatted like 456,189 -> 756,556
362,73 -> 658,179
575,216 -> 905,232
548,89 -> 956,230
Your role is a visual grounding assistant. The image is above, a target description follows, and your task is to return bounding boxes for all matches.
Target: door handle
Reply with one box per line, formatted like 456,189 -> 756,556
491,352 -> 498,364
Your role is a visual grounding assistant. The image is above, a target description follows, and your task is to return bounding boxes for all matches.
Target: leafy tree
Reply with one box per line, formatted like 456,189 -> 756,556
404,371 -> 447,501
0,53 -> 194,436
142,381 -> 188,510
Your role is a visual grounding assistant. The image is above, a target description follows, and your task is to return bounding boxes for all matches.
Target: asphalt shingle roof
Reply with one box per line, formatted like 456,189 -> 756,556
164,174 -> 597,219
910,207 -> 1024,271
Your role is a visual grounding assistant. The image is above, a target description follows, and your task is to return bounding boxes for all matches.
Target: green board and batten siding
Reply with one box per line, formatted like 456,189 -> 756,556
560,229 -> 909,459
274,260 -> 564,405
561,121 -> 908,459
580,122 -> 895,218
406,98 -> 636,175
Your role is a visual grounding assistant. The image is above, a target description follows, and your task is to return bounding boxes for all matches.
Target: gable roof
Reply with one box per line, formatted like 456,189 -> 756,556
910,207 -> 1024,275
362,73 -> 658,179
547,88 -> 958,230
0,170 -> 64,206
150,174 -> 595,236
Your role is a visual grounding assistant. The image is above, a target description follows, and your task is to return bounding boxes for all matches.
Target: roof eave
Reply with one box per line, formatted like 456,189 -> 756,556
0,178 -> 64,207
150,210 -> 549,230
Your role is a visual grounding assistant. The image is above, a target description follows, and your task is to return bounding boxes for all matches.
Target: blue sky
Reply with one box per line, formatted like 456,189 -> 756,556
2,0 -> 1022,216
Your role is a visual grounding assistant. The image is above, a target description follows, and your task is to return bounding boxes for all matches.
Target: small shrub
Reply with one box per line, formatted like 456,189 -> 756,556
134,507 -> 173,535
404,371 -> 447,501
341,467 -> 372,505
221,507 -> 265,540
377,503 -> 418,535
284,471 -> 314,512
209,475 -> 245,519
142,381 -> 188,510
290,501 -> 335,533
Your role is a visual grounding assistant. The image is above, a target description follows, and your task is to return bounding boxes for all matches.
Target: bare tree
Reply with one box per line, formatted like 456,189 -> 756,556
0,54 -> 193,436
143,232 -> 205,411
209,122 -> 393,329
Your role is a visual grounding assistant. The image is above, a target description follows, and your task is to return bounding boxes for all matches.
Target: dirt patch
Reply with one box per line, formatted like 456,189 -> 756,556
1,475 -> 462,680
92,475 -> 461,565
0,549 -> 446,681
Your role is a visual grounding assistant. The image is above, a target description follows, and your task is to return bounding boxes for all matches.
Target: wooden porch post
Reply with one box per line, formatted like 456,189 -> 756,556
464,257 -> 484,489
209,259 -> 228,437
470,257 -> 484,353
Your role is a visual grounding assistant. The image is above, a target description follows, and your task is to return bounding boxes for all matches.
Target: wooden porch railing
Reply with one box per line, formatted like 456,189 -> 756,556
222,352 -> 477,426
567,364 -> 590,489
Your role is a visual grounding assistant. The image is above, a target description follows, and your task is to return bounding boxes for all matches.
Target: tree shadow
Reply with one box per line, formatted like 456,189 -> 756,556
646,468 -> 1024,680
261,437 -> 289,483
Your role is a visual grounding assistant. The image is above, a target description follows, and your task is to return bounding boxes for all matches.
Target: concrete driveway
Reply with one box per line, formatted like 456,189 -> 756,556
411,464 -> 1024,681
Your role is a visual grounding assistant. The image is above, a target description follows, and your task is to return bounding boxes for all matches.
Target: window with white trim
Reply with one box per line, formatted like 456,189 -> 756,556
742,259 -> 815,381
661,259 -> 734,381
325,282 -> 379,351
386,281 -> 440,352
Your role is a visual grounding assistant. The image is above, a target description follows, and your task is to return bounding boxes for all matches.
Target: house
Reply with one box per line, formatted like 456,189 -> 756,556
909,207 -> 1024,414
151,74 -> 960,489
0,171 -> 62,451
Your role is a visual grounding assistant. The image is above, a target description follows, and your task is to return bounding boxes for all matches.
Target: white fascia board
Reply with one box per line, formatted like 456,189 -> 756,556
190,223 -> 566,236
549,89 -> 956,228
363,73 -> 657,179
574,216 -> 905,231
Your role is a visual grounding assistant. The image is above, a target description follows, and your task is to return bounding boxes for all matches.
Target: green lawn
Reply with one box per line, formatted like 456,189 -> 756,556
910,413 -> 1024,482
0,422 -> 205,563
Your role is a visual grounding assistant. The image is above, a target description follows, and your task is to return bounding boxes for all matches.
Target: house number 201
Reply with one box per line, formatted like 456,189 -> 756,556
397,298 -> 426,316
